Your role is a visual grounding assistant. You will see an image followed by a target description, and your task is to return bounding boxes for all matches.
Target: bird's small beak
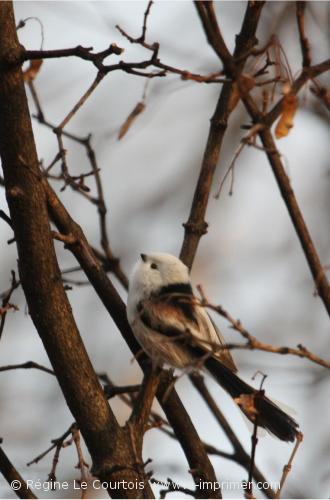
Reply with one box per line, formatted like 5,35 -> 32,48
140,253 -> 147,262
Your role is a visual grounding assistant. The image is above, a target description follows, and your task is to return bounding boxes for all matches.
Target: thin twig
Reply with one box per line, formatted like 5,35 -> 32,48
275,433 -> 303,498
246,374 -> 267,499
22,43 -> 123,69
151,477 -> 196,498
190,373 -> 275,499
47,441 -> 63,485
58,73 -> 104,131
197,286 -> 330,369
17,16 -> 44,49
214,123 -> 264,198
72,426 -> 89,498
28,81 -> 128,289
83,137 -> 129,289
214,142 -> 244,198
0,361 -> 55,375
193,1 -> 330,317
27,424 -> 75,467
0,209 -> 13,229
140,1 -> 153,43
0,271 -> 20,340
53,72 -> 105,192
104,383 -> 141,399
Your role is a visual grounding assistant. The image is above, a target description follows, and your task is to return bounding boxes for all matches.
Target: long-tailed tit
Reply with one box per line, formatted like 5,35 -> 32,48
127,252 -> 299,442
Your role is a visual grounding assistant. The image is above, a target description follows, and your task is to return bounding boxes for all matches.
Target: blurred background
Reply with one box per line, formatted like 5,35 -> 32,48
0,1 -> 329,498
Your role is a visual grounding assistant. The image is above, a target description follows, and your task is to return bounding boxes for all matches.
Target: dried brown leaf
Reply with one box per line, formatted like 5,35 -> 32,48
118,101 -> 146,140
275,94 -> 298,139
23,59 -> 43,82
0,303 -> 19,316
235,393 -> 258,419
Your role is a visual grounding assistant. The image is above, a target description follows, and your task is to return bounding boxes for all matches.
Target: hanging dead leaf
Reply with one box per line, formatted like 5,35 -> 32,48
23,59 -> 43,82
275,94 -> 298,139
235,393 -> 258,420
0,303 -> 19,316
118,101 -> 146,140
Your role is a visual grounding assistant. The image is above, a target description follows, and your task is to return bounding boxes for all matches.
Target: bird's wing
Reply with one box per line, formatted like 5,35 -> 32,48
138,293 -> 237,372
195,305 -> 237,372
137,294 -> 198,339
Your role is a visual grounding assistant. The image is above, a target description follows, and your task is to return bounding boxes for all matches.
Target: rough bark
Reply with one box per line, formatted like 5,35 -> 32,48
0,4 -> 152,497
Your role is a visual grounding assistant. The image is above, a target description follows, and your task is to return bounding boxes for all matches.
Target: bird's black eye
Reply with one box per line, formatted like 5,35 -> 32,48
150,262 -> 158,270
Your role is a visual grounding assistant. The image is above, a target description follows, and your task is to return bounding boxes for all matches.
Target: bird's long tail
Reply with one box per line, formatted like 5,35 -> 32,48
205,356 -> 299,442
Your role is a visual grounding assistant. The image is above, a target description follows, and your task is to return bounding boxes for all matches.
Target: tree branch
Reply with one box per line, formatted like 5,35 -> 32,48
180,1 -> 265,269
193,2 -> 330,317
0,446 -> 37,499
22,43 -> 123,68
296,2 -> 311,68
0,270 -> 20,340
258,129 -> 330,317
43,179 -> 220,498
190,374 -> 276,499
0,5 -> 153,498
265,59 -> 330,126
197,289 -> 330,369
0,361 -> 55,375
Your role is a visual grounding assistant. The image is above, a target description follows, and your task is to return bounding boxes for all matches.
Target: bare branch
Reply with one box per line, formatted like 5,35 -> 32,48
275,433 -> 303,498
44,179 -> 221,498
0,446 -> 37,499
0,361 -> 54,375
22,43 -> 123,69
296,2 -> 311,68
0,209 -> 13,229
151,477 -> 196,498
194,4 -> 330,316
265,59 -> 330,126
104,383 -> 141,399
72,426 -> 89,491
197,287 -> 330,369
27,424 -> 75,467
245,374 -> 267,499
129,366 -> 162,437
0,5 -> 154,496
180,1 -> 265,269
258,129 -> 330,317
190,374 -> 275,499
140,1 -> 154,43
214,123 -> 263,198
0,270 -> 20,340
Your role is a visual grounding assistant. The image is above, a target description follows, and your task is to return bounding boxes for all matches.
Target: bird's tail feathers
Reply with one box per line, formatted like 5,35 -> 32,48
205,356 -> 299,442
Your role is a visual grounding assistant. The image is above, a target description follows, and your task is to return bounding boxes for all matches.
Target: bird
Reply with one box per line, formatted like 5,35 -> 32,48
127,252 -> 299,442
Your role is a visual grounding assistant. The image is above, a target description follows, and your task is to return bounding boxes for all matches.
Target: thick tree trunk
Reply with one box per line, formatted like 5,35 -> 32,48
0,3 -> 153,497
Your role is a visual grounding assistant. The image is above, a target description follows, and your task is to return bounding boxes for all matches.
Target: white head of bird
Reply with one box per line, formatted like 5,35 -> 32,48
128,252 -> 190,301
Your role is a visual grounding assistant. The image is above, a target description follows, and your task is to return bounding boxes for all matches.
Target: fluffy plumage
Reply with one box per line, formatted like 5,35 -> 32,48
127,252 -> 299,442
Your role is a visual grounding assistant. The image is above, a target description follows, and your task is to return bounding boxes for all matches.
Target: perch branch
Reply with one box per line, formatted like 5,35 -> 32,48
44,179 -> 220,498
